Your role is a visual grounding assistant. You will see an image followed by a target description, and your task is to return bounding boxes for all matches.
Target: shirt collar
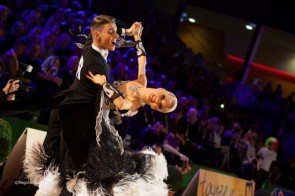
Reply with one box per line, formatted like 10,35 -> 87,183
92,44 -> 109,62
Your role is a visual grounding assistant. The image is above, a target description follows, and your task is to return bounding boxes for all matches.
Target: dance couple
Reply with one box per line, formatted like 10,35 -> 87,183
24,15 -> 177,195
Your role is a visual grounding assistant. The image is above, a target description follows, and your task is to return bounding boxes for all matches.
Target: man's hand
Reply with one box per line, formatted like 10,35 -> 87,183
126,22 -> 143,36
3,79 -> 20,94
180,154 -> 189,162
51,77 -> 63,87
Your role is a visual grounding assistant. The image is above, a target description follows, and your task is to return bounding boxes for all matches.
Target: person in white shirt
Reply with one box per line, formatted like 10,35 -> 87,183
256,137 -> 278,189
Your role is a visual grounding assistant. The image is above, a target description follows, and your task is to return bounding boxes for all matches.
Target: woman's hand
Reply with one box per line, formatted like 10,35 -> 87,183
126,22 -> 141,36
86,71 -> 106,86
133,23 -> 143,40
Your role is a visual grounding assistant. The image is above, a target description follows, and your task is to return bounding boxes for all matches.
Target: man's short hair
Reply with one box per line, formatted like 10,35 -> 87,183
90,15 -> 115,32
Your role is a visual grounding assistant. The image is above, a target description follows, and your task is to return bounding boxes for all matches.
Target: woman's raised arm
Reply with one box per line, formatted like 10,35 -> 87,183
133,25 -> 147,87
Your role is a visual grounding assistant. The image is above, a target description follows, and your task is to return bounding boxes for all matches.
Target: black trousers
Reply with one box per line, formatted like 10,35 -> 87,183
43,103 -> 96,195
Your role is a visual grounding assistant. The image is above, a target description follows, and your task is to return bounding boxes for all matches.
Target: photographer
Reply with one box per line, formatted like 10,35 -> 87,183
0,79 -> 20,102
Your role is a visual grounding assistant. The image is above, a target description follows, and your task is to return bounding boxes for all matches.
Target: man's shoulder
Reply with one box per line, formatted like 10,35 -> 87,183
82,47 -> 105,65
83,46 -> 102,58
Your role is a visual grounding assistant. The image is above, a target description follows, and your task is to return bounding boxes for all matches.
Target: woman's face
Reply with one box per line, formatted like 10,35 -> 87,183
50,58 -> 60,67
46,58 -> 60,75
146,88 -> 174,112
17,21 -> 26,34
28,43 -> 41,58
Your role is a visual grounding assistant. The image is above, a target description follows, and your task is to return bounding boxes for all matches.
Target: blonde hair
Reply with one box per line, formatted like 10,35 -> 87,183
41,55 -> 60,76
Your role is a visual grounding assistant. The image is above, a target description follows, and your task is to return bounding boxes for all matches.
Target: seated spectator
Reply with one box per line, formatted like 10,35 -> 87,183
241,129 -> 257,164
222,120 -> 241,146
59,54 -> 79,89
163,129 -> 189,166
24,9 -> 42,28
26,26 -> 43,43
139,121 -> 168,148
36,55 -> 63,95
2,37 -> 26,78
36,55 -> 63,124
181,107 -> 205,164
208,117 -> 230,171
185,107 -> 200,144
18,41 -> 42,88
2,20 -> 27,49
0,5 -> 9,23
43,8 -> 65,33
54,32 -> 72,66
38,32 -> 57,60
240,155 -> 263,181
273,84 -> 283,104
230,130 -> 246,173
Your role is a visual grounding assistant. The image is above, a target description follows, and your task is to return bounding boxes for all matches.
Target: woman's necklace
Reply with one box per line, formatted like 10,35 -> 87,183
128,86 -> 145,106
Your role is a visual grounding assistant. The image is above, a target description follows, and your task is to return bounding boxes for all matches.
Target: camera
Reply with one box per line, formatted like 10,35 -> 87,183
14,63 -> 35,98
18,63 -> 33,78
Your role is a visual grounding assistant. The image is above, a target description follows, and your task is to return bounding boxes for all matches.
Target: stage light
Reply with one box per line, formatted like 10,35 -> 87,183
180,12 -> 187,23
181,12 -> 187,18
188,18 -> 196,23
245,23 -> 256,30
245,25 -> 253,30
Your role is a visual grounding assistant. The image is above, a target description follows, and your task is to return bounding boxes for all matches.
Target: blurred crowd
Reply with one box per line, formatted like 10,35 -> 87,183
0,0 -> 294,193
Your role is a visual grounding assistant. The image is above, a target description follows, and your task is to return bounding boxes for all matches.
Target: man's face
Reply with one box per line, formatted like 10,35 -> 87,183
94,23 -> 118,51
0,6 -> 9,22
29,43 -> 41,58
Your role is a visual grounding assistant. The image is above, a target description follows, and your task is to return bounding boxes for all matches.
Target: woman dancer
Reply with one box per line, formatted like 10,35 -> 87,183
86,23 -> 177,116
24,19 -> 176,196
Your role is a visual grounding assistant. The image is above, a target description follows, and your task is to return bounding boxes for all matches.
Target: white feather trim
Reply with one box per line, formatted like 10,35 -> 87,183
67,176 -> 88,196
89,186 -> 108,196
113,149 -> 169,196
113,173 -> 168,196
141,148 -> 168,180
23,147 -> 47,186
35,165 -> 62,196
67,176 -> 107,196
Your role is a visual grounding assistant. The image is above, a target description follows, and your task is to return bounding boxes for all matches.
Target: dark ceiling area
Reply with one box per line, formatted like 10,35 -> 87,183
187,0 -> 295,34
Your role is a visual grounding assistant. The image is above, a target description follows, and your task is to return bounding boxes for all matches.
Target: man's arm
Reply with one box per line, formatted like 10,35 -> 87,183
162,143 -> 189,162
